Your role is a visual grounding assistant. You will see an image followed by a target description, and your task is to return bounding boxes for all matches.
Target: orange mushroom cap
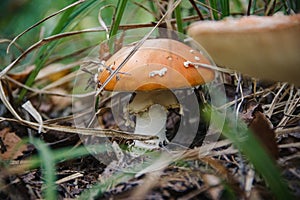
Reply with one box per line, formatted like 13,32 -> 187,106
98,38 -> 215,91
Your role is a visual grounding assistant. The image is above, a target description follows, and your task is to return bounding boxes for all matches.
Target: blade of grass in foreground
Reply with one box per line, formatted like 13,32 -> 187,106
8,144 -> 107,173
208,108 -> 292,200
6,143 -> 108,199
31,138 -> 57,200
8,141 -> 107,198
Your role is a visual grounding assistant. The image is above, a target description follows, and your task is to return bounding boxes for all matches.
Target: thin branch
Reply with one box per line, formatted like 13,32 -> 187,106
133,1 -> 160,20
0,28 -> 105,78
5,74 -> 95,98
189,0 -> 204,20
0,116 -> 157,141
247,0 -> 252,15
1,15 -> 201,79
0,39 -> 24,53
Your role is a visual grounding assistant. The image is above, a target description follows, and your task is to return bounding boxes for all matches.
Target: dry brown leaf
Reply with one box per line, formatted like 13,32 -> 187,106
36,63 -> 71,83
99,42 -> 111,61
49,88 -> 72,111
0,128 -> 27,160
7,65 -> 35,89
242,100 -> 279,159
99,31 -> 125,61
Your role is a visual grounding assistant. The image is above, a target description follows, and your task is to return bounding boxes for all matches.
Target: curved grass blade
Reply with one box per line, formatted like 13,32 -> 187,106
6,0 -> 85,54
8,145 -> 107,173
18,0 -> 101,102
208,107 -> 292,200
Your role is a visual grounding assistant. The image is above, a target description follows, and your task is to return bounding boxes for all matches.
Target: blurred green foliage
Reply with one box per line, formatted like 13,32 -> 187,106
0,0 -> 154,67
0,0 -> 71,43
0,0 -> 72,68
0,0 -> 154,46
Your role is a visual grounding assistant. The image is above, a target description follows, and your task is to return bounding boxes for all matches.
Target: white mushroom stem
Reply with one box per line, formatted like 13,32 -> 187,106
133,104 -> 168,149
128,90 -> 179,150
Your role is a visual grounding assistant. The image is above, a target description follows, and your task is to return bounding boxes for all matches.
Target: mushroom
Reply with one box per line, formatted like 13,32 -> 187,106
97,38 -> 215,150
188,14 -> 300,85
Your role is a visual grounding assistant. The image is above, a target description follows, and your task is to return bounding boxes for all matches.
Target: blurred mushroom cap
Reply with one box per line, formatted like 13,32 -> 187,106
188,14 -> 300,85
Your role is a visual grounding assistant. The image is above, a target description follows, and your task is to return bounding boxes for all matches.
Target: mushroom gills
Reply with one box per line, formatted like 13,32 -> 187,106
133,104 -> 168,149
128,90 -> 180,151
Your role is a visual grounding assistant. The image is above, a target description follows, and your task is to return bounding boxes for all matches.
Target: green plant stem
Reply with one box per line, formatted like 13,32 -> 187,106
17,4 -> 76,102
209,0 -> 219,20
175,3 -> 184,36
251,0 -> 257,14
220,0 -> 230,18
148,0 -> 156,16
109,0 -> 128,53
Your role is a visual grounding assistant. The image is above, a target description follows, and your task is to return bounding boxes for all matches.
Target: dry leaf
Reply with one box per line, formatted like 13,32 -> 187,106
0,128 -> 27,160
36,63 -> 71,83
99,42 -> 111,61
242,100 -> 279,159
49,88 -> 72,111
99,31 -> 125,61
7,65 -> 35,89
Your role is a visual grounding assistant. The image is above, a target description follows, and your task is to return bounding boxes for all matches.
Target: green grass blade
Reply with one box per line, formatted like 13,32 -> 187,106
108,0 -> 128,52
175,3 -> 184,36
232,0 -> 244,13
51,1 -> 78,35
31,138 -> 57,200
250,0 -> 257,15
16,142 -> 107,199
109,0 -> 128,38
18,144 -> 107,171
208,108 -> 292,200
17,2 -> 76,102
220,0 -> 230,18
148,0 -> 156,14
67,0 -> 104,30
209,0 -> 219,20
